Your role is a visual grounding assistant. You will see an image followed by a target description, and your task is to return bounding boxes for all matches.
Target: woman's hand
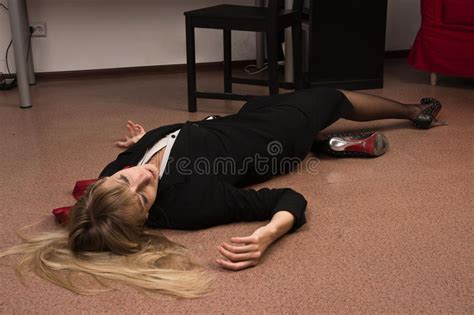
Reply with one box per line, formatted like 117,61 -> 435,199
216,225 -> 276,271
114,120 -> 146,149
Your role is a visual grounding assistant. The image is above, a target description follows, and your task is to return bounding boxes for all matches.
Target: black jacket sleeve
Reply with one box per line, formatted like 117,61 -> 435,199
215,181 -> 307,233
147,178 -> 307,233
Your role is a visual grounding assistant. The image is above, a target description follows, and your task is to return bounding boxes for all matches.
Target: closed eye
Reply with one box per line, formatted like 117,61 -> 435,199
119,175 -> 130,185
139,193 -> 149,205
116,175 -> 147,207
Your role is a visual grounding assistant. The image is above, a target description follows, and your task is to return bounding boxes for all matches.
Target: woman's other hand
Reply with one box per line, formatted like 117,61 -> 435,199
114,120 -> 146,149
216,210 -> 295,271
216,226 -> 276,271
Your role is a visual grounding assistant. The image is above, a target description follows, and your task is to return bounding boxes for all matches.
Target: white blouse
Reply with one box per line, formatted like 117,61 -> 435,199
137,129 -> 181,178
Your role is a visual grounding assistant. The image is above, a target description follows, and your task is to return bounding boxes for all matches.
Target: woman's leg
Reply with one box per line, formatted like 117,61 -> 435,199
312,89 -> 423,157
313,90 -> 420,141
338,89 -> 421,121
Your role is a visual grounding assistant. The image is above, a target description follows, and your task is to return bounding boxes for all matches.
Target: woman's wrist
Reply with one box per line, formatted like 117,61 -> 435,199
251,226 -> 277,252
265,210 -> 295,241
260,224 -> 282,244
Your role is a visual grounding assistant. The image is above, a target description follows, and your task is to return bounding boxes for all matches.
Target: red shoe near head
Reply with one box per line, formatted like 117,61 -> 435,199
52,179 -> 97,224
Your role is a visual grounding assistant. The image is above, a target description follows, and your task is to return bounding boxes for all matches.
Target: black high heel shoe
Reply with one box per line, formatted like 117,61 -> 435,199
413,98 -> 447,129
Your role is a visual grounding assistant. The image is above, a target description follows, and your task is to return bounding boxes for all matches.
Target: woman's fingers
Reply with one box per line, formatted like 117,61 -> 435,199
222,242 -> 258,253
136,125 -> 145,135
117,121 -> 144,148
115,136 -> 133,148
130,124 -> 141,136
231,235 -> 258,244
218,245 -> 261,262
126,124 -> 134,135
216,236 -> 264,271
114,140 -> 128,148
216,258 -> 257,271
126,121 -> 145,137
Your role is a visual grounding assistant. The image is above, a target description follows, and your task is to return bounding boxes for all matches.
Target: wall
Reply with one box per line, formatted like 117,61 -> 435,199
0,0 -> 421,74
385,0 -> 421,51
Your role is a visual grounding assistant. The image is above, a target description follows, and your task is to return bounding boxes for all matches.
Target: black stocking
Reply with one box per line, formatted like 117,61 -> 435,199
338,89 -> 421,121
313,90 -> 423,142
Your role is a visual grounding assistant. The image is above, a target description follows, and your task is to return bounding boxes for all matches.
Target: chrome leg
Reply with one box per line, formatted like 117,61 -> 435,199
430,72 -> 438,86
255,0 -> 265,68
7,0 -> 33,108
284,0 -> 294,83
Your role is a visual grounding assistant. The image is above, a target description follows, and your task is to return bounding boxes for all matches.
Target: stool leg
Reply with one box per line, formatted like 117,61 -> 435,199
186,17 -> 197,112
266,29 -> 279,95
224,29 -> 232,93
292,22 -> 303,90
430,72 -> 438,86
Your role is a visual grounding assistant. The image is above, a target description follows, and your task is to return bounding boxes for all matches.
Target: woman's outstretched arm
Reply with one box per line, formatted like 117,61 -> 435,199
216,210 -> 296,271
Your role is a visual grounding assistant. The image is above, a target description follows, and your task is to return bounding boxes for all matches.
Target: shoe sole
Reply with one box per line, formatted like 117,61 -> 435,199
329,132 -> 389,157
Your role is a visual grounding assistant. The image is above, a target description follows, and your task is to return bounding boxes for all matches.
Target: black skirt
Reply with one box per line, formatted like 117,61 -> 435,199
176,87 -> 354,187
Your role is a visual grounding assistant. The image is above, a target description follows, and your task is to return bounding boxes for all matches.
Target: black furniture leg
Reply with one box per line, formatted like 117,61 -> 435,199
185,17 -> 197,112
266,28 -> 279,95
292,22 -> 303,90
223,29 -> 232,93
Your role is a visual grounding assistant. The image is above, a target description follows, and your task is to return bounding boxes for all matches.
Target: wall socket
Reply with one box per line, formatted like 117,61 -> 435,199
30,23 -> 47,37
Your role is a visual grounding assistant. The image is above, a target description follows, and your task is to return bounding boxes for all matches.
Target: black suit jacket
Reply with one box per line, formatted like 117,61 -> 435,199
100,120 -> 307,233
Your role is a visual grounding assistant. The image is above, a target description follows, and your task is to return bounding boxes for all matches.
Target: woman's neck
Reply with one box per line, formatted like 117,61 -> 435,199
146,146 -> 167,177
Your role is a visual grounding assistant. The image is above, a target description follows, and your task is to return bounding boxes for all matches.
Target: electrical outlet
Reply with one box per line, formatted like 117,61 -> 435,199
30,23 -> 47,37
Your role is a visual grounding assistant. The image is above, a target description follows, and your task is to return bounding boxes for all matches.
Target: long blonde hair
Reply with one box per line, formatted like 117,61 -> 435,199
0,179 -> 214,298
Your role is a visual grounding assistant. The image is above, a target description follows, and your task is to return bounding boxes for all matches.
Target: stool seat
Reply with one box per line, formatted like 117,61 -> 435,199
185,4 -> 294,21
185,5 -> 298,31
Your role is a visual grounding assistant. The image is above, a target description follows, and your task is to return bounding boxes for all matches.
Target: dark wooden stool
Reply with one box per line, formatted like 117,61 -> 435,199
184,1 -> 304,112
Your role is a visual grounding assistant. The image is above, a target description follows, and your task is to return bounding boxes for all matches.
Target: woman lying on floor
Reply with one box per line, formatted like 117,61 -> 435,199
0,87 -> 445,298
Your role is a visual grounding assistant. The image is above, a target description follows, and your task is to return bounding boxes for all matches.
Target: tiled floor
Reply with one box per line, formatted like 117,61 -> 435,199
0,59 -> 472,313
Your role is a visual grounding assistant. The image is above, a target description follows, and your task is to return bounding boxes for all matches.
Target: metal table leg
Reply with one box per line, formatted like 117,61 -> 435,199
255,0 -> 294,80
7,0 -> 33,108
255,0 -> 265,69
284,0 -> 294,83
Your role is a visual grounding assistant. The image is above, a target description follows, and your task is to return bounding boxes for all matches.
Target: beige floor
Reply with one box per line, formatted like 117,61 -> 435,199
0,59 -> 473,313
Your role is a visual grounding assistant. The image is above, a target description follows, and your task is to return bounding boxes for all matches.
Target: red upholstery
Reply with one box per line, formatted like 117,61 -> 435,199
408,0 -> 474,78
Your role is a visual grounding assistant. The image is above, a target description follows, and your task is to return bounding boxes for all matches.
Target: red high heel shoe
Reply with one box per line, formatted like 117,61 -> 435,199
312,131 -> 389,158
52,179 -> 98,224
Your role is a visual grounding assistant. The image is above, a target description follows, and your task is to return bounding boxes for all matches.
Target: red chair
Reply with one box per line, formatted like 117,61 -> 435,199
408,0 -> 474,85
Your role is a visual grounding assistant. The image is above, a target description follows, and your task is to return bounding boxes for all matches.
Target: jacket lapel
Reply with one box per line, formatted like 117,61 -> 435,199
157,122 -> 192,192
99,123 -> 184,177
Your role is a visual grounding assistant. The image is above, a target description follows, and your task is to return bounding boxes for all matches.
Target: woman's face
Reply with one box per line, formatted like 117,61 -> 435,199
106,164 -> 159,215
